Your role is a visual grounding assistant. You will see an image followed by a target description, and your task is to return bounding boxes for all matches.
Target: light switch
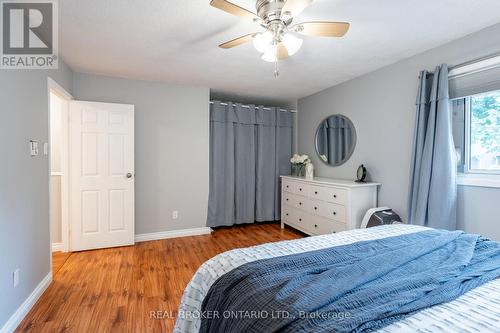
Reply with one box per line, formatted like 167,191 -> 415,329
30,140 -> 39,156
43,142 -> 48,155
13,269 -> 19,288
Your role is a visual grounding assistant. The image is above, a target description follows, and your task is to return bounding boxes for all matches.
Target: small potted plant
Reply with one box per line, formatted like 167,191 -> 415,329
290,154 -> 311,177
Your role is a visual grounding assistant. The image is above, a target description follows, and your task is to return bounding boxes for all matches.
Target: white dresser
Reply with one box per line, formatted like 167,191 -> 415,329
281,176 -> 380,235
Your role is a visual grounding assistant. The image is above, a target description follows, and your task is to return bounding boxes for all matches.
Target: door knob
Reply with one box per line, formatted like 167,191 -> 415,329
126,173 -> 133,178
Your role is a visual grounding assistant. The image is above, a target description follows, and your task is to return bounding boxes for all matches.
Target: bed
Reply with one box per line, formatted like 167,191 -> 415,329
174,224 -> 500,333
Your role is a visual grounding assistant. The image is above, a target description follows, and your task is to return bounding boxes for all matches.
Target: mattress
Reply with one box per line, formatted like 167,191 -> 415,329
174,224 -> 500,333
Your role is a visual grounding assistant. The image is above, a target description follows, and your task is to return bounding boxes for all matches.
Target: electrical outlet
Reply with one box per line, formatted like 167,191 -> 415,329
172,211 -> 178,219
13,269 -> 19,288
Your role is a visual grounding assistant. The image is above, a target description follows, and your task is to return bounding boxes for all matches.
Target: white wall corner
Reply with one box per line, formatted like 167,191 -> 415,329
135,227 -> 213,243
0,272 -> 52,333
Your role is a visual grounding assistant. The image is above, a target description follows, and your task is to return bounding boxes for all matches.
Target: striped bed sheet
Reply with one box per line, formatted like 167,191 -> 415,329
174,224 -> 500,333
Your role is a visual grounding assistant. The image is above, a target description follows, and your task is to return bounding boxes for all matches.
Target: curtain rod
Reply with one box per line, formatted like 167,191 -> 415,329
449,52 -> 500,72
209,101 -> 297,113
420,52 -> 500,79
448,52 -> 500,80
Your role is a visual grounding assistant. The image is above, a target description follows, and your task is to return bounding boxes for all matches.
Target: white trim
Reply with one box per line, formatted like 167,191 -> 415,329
457,174 -> 500,188
449,54 -> 500,79
59,96 -> 70,253
135,227 -> 213,243
464,97 -> 471,173
48,77 -> 72,254
47,77 -> 73,100
0,272 -> 52,333
50,172 -> 63,176
52,243 -> 63,252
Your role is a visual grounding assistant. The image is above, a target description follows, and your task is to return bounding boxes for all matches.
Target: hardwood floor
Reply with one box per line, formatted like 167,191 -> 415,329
52,252 -> 72,274
16,223 -> 303,333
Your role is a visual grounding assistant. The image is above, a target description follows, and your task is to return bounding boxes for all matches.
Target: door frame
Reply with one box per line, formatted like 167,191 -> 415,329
48,77 -> 73,255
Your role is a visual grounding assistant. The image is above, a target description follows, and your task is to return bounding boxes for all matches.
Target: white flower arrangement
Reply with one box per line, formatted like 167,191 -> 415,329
290,153 -> 311,166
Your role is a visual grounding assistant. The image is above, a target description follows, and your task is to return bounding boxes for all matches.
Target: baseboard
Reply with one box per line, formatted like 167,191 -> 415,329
135,227 -> 212,243
52,243 -> 63,252
0,272 -> 52,333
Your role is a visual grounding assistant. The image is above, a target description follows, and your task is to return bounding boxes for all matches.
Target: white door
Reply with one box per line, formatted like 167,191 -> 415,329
69,101 -> 135,251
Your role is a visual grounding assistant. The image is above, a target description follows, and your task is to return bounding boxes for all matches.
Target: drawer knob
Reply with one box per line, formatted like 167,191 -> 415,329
286,213 -> 289,216
299,218 -> 302,222
286,198 -> 289,201
299,188 -> 302,191
333,194 -> 337,198
299,202 -> 302,205
286,185 -> 289,188
333,212 -> 337,215
314,207 -> 317,210
314,191 -> 318,195
314,224 -> 318,228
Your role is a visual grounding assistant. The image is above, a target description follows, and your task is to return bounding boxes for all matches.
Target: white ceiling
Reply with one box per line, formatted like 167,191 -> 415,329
60,0 -> 500,106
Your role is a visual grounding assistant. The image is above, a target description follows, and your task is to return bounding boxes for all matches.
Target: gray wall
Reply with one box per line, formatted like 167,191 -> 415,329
0,62 -> 74,327
457,186 -> 500,240
298,23 -> 500,240
73,73 -> 210,234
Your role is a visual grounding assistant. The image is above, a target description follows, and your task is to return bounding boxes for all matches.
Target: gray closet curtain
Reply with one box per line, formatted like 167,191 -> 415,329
408,65 -> 457,230
207,101 -> 294,227
317,117 -> 353,164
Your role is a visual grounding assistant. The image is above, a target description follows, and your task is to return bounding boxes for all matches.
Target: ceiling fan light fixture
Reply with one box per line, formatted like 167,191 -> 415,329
253,31 -> 274,53
262,44 -> 278,62
282,33 -> 303,56
212,0 -> 350,76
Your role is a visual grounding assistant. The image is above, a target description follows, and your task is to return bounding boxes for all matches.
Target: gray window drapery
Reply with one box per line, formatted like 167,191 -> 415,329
207,101 -> 294,228
316,117 -> 354,165
408,65 -> 457,230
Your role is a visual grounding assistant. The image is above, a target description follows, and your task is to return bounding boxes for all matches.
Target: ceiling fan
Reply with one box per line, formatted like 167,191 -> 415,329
210,0 -> 350,77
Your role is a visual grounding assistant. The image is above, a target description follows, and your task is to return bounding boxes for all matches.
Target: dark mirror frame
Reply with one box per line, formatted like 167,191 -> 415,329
314,114 -> 357,167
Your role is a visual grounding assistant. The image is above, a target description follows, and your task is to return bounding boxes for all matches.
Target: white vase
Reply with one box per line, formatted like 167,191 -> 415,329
305,162 -> 314,179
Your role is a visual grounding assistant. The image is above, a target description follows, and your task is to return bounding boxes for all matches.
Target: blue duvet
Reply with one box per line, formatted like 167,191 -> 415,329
200,229 -> 500,333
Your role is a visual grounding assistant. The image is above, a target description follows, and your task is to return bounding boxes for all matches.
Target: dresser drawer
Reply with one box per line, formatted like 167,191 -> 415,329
287,209 -> 309,232
308,217 -> 347,235
281,204 -> 294,222
314,201 -> 346,223
294,182 -> 308,197
309,185 -> 347,205
283,180 -> 308,197
294,196 -> 312,212
283,192 -> 311,212
282,192 -> 297,206
282,179 -> 295,193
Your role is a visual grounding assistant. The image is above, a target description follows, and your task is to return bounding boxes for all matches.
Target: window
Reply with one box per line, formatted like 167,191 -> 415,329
452,89 -> 500,174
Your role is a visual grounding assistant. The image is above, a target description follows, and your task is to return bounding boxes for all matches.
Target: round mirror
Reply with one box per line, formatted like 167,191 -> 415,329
315,115 -> 357,166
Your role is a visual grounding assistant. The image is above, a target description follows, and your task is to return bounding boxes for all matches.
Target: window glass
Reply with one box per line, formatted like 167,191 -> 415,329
469,90 -> 500,172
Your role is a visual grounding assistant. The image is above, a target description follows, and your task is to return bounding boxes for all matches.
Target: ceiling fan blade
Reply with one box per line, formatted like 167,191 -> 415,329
281,0 -> 313,17
210,0 -> 260,21
295,21 -> 350,37
277,43 -> 289,60
219,33 -> 256,49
